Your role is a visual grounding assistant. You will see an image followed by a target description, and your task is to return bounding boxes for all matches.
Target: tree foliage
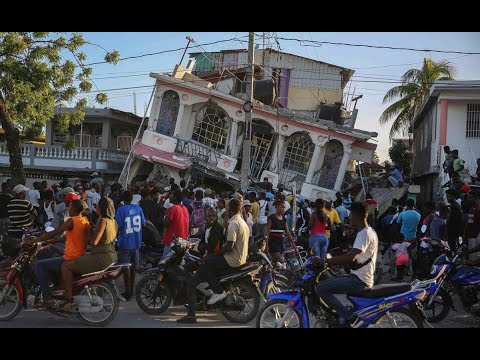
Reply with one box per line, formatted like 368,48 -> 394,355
379,58 -> 456,139
0,32 -> 119,184
373,152 -> 380,164
388,140 -> 413,178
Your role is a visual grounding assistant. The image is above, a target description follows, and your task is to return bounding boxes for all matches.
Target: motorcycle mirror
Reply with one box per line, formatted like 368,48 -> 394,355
420,224 -> 427,234
45,226 -> 55,233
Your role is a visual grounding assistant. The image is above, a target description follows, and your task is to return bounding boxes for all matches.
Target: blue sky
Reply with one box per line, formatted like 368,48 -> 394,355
78,32 -> 480,162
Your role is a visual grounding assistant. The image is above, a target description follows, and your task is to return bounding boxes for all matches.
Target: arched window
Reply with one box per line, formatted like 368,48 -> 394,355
192,102 -> 229,150
156,90 -> 180,137
283,134 -> 314,174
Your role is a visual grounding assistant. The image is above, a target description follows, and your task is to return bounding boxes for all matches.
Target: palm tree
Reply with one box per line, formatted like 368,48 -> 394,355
379,58 -> 456,139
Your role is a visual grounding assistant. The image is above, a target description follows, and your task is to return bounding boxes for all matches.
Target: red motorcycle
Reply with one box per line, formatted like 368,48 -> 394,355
0,239 -> 128,327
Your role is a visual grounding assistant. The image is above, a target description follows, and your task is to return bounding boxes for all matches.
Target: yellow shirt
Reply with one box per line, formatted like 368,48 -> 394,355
250,201 -> 260,224
323,208 -> 341,238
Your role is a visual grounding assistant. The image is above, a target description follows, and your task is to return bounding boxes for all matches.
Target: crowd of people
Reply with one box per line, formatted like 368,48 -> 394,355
0,146 -> 478,325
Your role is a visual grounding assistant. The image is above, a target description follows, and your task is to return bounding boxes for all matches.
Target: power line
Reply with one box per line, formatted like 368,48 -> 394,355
84,36 -> 249,66
272,36 -> 480,55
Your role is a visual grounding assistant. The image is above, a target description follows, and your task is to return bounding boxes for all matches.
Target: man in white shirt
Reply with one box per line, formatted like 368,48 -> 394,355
28,182 -> 41,210
314,201 -> 378,327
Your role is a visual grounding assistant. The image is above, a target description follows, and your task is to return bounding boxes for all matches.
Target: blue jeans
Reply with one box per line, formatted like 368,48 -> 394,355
117,249 -> 140,269
35,257 -> 65,298
315,274 -> 368,320
309,234 -> 329,258
162,244 -> 172,258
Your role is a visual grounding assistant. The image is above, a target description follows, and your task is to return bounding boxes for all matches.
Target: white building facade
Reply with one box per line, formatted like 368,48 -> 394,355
412,81 -> 480,203
120,72 -> 377,200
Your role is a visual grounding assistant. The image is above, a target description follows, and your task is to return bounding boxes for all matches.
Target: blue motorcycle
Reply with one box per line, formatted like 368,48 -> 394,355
422,245 -> 480,323
257,258 -> 429,328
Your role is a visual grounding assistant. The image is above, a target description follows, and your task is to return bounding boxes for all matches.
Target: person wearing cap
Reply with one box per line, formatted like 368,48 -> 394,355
90,172 -> 104,188
50,191 -> 79,229
243,200 -> 254,241
5,184 -> 37,256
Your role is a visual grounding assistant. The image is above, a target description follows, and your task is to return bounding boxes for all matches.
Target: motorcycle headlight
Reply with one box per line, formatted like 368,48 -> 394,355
430,265 -> 438,275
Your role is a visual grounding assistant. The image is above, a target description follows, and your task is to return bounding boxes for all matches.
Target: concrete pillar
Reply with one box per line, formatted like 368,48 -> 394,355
102,118 -> 110,149
45,120 -> 53,145
173,103 -> 186,138
270,134 -> 285,172
229,120 -> 238,156
305,144 -> 322,183
334,145 -> 352,191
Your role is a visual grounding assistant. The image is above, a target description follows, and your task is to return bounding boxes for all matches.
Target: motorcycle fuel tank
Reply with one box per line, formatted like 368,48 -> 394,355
451,267 -> 480,286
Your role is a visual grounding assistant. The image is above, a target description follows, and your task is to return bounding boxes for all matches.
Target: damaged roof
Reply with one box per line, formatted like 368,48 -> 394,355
189,47 -> 355,85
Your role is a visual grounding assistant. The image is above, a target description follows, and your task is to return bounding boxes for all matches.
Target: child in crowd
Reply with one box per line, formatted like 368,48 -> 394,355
391,234 -> 410,281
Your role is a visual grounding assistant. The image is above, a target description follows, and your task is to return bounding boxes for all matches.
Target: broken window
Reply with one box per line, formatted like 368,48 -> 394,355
156,90 -> 180,137
250,120 -> 275,180
313,139 -> 344,190
192,103 -> 229,151
283,134 -> 314,174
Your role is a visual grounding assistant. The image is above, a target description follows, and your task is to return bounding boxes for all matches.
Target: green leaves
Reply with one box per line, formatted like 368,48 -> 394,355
0,32 -> 119,135
379,58 -> 456,139
104,50 -> 120,65
95,93 -> 108,104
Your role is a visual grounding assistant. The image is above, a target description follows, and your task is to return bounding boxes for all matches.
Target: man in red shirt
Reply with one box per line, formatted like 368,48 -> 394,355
162,190 -> 189,258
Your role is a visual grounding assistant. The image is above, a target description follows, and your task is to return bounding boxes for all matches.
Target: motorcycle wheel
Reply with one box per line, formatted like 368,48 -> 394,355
222,281 -> 260,324
77,281 -> 119,327
135,274 -> 172,314
368,307 -> 424,328
0,276 -> 21,321
256,299 -> 303,328
423,288 -> 452,323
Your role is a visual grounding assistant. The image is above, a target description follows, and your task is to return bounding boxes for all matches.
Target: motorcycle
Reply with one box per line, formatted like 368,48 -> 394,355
135,236 -> 263,323
0,232 -> 128,327
421,244 -> 480,323
257,257 -> 430,328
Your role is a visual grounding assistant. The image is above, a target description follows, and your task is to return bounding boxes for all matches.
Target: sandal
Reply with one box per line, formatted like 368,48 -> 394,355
59,298 -> 76,310
34,298 -> 55,310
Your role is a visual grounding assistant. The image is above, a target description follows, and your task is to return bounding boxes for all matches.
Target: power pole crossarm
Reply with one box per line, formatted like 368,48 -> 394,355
240,32 -> 255,191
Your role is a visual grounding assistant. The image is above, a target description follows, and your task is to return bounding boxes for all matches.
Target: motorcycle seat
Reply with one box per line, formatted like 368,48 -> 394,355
348,283 -> 411,298
217,263 -> 258,277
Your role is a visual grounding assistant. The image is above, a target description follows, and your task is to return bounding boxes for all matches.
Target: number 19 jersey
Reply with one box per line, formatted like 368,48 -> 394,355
115,204 -> 146,250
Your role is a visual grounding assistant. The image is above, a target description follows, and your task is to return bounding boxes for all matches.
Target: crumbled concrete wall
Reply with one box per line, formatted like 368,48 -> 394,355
316,140 -> 344,190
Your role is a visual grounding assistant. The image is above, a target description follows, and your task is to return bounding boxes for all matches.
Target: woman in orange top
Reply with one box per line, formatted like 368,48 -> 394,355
28,199 -> 90,308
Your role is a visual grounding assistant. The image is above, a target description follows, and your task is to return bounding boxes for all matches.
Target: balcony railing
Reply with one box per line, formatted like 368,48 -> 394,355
277,162 -> 307,193
0,143 -> 128,169
175,139 -> 223,167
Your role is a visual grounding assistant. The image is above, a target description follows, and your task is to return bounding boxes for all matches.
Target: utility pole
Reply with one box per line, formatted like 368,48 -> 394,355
240,32 -> 255,191
133,91 -> 137,115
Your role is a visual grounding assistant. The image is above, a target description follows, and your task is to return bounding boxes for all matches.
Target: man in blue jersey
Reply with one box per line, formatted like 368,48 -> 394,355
115,190 -> 146,300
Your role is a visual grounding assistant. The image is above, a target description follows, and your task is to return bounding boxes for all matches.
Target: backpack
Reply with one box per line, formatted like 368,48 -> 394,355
191,202 -> 207,235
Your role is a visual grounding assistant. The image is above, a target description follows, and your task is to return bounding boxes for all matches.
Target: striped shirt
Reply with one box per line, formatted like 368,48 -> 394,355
7,199 -> 36,238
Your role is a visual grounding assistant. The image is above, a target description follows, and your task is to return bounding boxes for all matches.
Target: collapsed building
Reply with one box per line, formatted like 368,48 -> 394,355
119,48 -> 380,201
